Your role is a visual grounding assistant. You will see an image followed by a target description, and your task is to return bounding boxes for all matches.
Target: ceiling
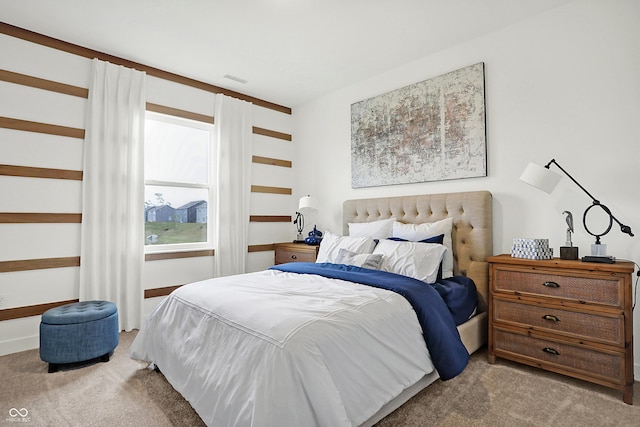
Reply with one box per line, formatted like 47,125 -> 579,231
1,0 -> 572,108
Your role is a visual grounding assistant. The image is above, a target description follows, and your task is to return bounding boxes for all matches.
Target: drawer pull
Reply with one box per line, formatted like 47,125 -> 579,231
542,314 -> 560,322
291,255 -> 297,259
542,347 -> 560,356
542,281 -> 560,288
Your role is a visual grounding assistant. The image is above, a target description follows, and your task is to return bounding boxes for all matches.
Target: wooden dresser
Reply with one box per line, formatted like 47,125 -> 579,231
487,254 -> 635,404
274,242 -> 318,265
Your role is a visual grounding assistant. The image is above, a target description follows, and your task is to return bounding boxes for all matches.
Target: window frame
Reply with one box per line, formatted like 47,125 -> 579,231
143,111 -> 216,254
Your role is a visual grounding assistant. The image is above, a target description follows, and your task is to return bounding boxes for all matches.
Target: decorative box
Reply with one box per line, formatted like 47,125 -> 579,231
511,238 -> 553,260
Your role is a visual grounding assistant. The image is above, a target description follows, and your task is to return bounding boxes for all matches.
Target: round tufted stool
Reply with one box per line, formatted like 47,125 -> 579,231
39,300 -> 119,373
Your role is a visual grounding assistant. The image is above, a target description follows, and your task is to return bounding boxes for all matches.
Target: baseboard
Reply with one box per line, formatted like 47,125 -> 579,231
0,334 -> 39,356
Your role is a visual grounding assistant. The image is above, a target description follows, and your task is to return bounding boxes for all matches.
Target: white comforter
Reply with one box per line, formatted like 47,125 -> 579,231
130,268 -> 434,427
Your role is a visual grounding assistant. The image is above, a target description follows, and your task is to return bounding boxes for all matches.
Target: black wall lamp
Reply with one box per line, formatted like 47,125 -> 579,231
520,159 -> 633,261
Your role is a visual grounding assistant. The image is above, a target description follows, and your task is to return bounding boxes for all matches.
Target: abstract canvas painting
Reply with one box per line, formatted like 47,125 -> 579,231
351,63 -> 486,188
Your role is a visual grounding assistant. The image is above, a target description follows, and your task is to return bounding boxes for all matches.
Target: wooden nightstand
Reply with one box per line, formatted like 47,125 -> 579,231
487,254 -> 635,404
274,242 -> 319,265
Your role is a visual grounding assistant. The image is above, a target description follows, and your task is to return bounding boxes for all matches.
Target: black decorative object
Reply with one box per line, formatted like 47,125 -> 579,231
559,211 -> 578,260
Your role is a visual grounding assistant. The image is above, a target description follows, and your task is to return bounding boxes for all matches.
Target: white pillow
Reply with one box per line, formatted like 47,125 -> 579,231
316,231 -> 377,263
392,218 -> 454,278
372,239 -> 447,283
335,248 -> 384,270
348,218 -> 396,239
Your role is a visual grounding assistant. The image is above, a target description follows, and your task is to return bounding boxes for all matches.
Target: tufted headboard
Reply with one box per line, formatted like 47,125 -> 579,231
343,191 -> 493,312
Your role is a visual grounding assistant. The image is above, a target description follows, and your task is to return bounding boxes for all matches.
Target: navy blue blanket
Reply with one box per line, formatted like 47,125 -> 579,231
269,262 -> 469,380
432,276 -> 478,326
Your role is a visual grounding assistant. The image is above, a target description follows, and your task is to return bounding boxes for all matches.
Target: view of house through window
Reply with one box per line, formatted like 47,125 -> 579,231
144,112 -> 214,251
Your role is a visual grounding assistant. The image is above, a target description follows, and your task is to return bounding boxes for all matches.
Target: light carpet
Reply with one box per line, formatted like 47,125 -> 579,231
1,331 -> 639,426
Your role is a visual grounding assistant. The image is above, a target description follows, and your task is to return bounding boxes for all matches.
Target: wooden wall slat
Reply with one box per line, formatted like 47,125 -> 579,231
146,103 -> 214,124
0,242 -> 276,319
0,257 -> 80,273
0,22 -> 292,115
248,243 -> 276,253
0,213 -> 81,223
0,115 -> 293,144
144,285 -> 182,299
0,299 -> 79,321
252,156 -> 292,168
250,215 -> 291,222
0,164 -> 83,180
0,246 -> 275,273
0,213 -> 290,225
251,185 -> 292,195
0,116 -> 85,139
252,126 -> 292,141
145,249 -> 215,262
0,69 -> 88,98
0,157 -> 291,180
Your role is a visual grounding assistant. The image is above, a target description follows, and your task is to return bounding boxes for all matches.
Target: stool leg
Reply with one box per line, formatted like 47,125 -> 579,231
48,363 -> 59,373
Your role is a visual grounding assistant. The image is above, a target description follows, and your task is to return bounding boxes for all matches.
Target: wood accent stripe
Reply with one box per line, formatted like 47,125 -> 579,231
252,126 -> 292,141
251,185 -> 292,195
1,23 -> 291,115
144,285 -> 182,299
0,213 -> 81,223
0,256 -> 80,273
0,69 -> 88,98
0,164 -> 83,180
250,215 -> 291,223
145,249 -> 215,262
0,250 -> 219,273
2,112 -> 289,146
0,245 -> 276,319
252,156 -> 292,168
1,161 -> 290,182
0,299 -> 79,321
248,243 -> 276,253
146,103 -> 214,124
0,116 -> 85,139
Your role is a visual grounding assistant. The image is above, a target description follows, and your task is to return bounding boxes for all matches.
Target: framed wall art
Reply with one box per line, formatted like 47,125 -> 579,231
351,62 -> 486,188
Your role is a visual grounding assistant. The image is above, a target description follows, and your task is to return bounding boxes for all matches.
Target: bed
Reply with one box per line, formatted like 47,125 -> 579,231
130,190 -> 493,427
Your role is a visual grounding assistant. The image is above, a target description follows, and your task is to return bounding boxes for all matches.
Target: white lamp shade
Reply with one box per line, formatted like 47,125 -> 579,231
298,195 -> 318,215
520,162 -> 562,194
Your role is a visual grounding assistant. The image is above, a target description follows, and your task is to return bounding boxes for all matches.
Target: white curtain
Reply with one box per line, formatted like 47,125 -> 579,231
80,59 -> 146,331
214,94 -> 253,277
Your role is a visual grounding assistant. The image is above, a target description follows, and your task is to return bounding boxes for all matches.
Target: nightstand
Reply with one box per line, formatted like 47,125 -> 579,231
487,254 -> 635,404
274,242 -> 319,265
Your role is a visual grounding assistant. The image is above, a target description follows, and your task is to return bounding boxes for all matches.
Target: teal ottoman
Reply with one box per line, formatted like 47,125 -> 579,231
39,300 -> 119,373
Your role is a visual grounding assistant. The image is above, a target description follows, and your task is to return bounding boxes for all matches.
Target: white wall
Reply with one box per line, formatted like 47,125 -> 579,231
293,0 -> 640,371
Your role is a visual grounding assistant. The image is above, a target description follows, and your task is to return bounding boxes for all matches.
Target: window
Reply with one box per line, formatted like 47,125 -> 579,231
144,112 -> 215,252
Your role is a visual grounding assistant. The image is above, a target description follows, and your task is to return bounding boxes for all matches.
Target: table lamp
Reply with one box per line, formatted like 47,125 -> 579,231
293,195 -> 318,243
520,159 -> 633,262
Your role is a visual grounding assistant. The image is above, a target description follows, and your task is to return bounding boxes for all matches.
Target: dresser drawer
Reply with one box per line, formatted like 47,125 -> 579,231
493,298 -> 624,347
275,249 -> 316,264
494,328 -> 624,384
487,255 -> 635,404
493,269 -> 622,307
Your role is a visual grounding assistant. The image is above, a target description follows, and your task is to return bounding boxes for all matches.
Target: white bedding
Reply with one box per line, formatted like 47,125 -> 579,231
130,268 -> 435,427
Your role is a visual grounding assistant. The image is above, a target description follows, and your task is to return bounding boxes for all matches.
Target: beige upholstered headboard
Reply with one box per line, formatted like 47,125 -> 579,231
343,191 -> 493,312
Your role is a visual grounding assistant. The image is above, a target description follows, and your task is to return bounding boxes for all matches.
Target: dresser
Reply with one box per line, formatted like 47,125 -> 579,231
487,254 -> 635,404
274,242 -> 318,264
